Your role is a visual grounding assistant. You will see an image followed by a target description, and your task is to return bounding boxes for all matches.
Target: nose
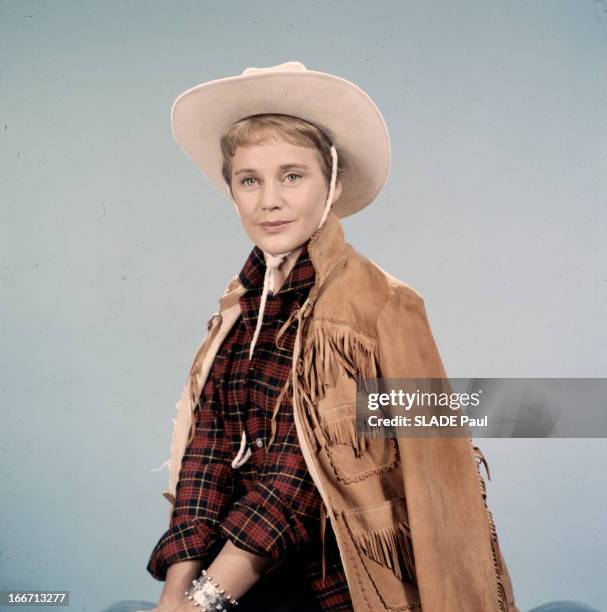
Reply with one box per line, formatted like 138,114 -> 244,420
259,180 -> 283,211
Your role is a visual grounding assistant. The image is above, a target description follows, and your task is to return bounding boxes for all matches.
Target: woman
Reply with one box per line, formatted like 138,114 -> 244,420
146,62 -> 518,612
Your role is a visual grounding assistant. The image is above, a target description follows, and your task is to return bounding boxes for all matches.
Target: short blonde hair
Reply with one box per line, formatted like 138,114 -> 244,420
220,113 -> 345,188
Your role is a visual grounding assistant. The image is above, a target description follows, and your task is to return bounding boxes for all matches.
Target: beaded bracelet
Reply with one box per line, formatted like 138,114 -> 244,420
185,568 -> 239,611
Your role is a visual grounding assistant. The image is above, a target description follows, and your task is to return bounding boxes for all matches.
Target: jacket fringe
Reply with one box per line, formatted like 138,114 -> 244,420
321,412 -> 386,457
294,319 -> 380,451
322,414 -> 366,456
184,313 -> 225,447
303,321 -> 379,400
351,520 -> 416,582
473,444 -> 508,612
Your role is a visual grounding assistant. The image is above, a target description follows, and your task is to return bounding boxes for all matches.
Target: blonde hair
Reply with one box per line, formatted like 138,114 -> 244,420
220,113 -> 345,189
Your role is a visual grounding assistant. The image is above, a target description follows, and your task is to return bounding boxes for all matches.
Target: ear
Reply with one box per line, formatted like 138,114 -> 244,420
332,178 -> 343,203
224,179 -> 234,198
225,180 -> 242,218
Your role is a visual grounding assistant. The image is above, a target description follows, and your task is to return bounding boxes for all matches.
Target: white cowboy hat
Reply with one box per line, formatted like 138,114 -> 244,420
170,61 -> 391,218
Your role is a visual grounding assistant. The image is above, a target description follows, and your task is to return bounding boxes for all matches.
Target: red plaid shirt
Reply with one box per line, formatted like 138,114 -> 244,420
147,241 -> 353,610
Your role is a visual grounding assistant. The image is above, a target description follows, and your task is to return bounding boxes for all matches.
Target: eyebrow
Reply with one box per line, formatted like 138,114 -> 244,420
233,163 -> 311,176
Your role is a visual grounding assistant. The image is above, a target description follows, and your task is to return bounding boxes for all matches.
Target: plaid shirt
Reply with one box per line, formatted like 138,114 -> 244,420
147,241 -> 353,611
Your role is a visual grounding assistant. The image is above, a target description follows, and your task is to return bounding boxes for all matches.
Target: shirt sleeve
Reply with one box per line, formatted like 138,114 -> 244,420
219,420 -> 321,564
147,376 -> 236,581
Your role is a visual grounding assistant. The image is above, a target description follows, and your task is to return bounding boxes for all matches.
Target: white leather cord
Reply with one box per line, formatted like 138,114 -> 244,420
318,146 -> 338,229
246,144 -> 338,360
248,250 -> 289,360
231,429 -> 253,469
228,144 -> 339,469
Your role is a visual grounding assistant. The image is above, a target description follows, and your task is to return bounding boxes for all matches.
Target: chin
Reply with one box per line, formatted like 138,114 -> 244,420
259,239 -> 296,255
255,231 -> 303,256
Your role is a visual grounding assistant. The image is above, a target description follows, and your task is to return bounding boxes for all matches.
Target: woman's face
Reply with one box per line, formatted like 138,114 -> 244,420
230,138 -> 342,255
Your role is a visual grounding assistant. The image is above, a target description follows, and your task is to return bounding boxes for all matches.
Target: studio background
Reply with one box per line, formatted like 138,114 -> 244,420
1,1 -> 606,610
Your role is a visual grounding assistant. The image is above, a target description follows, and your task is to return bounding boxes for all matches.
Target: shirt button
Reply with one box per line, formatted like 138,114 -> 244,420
255,437 -> 264,448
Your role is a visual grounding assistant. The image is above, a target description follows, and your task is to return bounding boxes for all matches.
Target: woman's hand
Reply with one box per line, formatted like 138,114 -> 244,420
145,595 -> 185,612
146,598 -> 194,612
142,602 -> 179,612
171,597 -> 199,612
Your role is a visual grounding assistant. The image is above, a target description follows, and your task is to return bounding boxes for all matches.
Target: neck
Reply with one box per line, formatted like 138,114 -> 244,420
268,244 -> 304,293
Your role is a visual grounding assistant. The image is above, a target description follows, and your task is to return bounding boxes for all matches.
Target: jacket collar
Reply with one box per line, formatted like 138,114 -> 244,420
307,208 -> 347,289
219,209 -> 347,312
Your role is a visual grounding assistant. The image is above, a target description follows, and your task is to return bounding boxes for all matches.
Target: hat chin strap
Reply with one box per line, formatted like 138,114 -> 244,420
229,145 -> 338,361
225,146 -> 338,468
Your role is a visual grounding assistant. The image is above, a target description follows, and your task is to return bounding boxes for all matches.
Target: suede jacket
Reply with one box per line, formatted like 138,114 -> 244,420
159,209 -> 519,612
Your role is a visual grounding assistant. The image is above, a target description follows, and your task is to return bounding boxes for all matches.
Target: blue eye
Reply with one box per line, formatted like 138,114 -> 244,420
285,173 -> 302,183
241,177 -> 257,186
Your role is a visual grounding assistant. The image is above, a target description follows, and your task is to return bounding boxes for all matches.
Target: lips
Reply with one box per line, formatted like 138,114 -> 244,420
259,220 -> 294,234
260,220 -> 293,227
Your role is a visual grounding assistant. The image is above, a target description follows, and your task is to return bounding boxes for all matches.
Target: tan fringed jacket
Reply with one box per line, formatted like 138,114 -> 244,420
160,209 -> 519,612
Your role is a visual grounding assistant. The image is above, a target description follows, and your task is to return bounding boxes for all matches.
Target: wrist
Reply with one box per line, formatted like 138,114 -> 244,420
185,569 -> 239,610
157,593 -> 183,610
161,560 -> 205,607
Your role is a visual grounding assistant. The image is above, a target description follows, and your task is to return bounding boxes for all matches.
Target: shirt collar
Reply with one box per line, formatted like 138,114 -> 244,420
238,241 -> 315,295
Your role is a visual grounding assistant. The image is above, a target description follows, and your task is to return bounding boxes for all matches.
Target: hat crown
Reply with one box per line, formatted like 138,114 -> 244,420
241,61 -> 307,76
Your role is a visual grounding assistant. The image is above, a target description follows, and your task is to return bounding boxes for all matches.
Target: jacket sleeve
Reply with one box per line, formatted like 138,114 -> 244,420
375,286 -> 519,612
146,376 -> 236,581
219,421 -> 321,564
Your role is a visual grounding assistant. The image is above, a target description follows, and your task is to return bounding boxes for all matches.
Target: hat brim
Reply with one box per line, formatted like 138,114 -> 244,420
171,69 -> 391,218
